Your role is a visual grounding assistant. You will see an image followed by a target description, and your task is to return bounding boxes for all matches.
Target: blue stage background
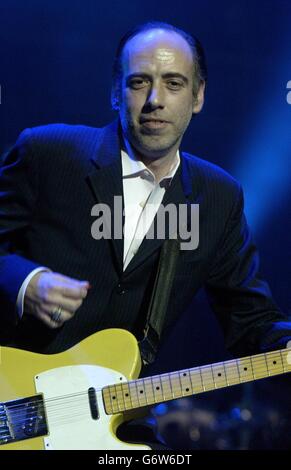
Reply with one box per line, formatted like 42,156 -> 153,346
0,0 -> 291,449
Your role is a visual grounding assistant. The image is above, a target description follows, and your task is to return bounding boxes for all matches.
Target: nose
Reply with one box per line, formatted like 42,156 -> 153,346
146,83 -> 165,109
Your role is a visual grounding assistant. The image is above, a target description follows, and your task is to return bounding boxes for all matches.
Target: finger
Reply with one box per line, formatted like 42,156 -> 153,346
35,310 -> 63,329
52,274 -> 90,290
42,295 -> 83,314
25,294 -> 77,327
42,304 -> 75,324
51,281 -> 90,300
49,310 -> 70,327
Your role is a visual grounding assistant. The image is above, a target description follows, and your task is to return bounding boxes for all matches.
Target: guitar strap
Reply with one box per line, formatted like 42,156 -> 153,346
138,237 -> 180,365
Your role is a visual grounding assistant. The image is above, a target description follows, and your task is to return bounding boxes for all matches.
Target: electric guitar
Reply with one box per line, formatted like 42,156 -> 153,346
0,328 -> 290,450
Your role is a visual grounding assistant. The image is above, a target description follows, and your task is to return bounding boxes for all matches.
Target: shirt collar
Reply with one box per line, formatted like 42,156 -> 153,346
121,137 -> 180,185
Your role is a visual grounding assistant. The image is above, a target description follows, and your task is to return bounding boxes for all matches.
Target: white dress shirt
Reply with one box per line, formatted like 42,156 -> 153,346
122,140 -> 180,269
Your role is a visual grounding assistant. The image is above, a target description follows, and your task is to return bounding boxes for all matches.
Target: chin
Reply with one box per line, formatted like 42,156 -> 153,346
141,138 -> 176,154
137,144 -> 173,160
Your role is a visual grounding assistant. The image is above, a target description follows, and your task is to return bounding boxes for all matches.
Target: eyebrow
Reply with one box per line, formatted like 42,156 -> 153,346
126,72 -> 189,84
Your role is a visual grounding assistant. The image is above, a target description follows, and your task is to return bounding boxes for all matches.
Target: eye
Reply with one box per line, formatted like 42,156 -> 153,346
167,80 -> 183,90
128,78 -> 150,89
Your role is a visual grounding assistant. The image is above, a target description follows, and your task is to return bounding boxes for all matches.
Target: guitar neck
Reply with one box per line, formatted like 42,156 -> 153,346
103,347 -> 291,415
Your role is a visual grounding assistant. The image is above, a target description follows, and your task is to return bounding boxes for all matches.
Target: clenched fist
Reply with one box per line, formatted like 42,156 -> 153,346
24,271 -> 90,328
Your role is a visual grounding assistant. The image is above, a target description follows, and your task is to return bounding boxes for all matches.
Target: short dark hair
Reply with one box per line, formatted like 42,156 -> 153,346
111,21 -> 207,110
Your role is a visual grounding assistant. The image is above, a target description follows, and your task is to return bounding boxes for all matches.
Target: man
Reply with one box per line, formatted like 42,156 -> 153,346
0,21 -> 290,448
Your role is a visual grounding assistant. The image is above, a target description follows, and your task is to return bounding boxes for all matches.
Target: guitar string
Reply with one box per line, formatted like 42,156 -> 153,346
5,366 -> 291,432
5,364 -> 291,427
3,349 -> 291,416
3,351 -> 291,427
5,369 -> 291,430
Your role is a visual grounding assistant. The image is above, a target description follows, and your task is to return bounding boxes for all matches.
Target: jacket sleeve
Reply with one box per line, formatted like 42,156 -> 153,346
0,129 -> 42,327
205,184 -> 291,356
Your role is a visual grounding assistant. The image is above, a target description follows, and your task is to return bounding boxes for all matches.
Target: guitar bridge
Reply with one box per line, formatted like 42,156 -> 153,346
0,395 -> 48,446
0,403 -> 13,444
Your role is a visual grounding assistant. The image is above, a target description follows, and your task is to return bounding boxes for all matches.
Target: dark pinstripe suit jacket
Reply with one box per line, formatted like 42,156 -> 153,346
0,120 -> 287,356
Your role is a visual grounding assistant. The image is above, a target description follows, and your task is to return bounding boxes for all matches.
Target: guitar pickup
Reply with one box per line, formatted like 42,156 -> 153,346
88,387 -> 99,420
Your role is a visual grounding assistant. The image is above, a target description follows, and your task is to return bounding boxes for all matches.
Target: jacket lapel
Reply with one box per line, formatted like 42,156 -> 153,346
87,120 -> 124,274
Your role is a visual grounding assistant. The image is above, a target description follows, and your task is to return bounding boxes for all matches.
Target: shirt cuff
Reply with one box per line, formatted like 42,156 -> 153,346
16,267 -> 51,319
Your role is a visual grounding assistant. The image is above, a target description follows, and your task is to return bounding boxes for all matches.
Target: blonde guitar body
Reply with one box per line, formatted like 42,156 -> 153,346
0,329 -> 150,450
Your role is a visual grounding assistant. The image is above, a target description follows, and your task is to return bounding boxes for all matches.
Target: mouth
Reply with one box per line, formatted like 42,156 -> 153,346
140,118 -> 170,130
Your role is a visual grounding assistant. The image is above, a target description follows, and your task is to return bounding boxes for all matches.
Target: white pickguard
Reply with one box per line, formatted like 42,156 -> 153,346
34,365 -> 149,450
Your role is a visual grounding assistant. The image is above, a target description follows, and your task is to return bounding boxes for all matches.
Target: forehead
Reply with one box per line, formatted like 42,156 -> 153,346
121,29 -> 194,74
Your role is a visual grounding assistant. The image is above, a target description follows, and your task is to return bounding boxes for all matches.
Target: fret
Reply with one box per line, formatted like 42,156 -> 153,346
112,384 -> 122,413
237,357 -> 256,382
142,377 -> 156,405
265,351 -> 284,376
224,360 -> 239,385
167,372 -> 174,399
280,350 -> 286,372
102,387 -> 111,413
263,353 -> 270,376
199,367 -> 206,391
169,372 -> 183,398
200,365 -> 215,391
128,380 -> 140,409
235,358 -> 242,384
280,349 -> 291,373
114,383 -> 126,411
135,378 -> 149,407
211,363 -> 228,388
120,382 -> 133,411
160,374 -> 175,401
151,376 -> 164,403
149,376 -> 157,402
188,368 -> 195,391
210,365 -> 217,389
223,361 -> 230,386
249,355 -> 255,380
250,354 -> 269,379
177,372 -> 184,396
189,368 -> 204,394
102,385 -> 119,414
179,370 -> 193,396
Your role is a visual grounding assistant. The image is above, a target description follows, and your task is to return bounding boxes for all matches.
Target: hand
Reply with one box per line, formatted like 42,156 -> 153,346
24,271 -> 90,329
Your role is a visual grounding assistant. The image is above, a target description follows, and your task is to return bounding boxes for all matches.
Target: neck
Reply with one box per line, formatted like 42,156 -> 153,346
141,151 -> 178,181
123,138 -> 179,181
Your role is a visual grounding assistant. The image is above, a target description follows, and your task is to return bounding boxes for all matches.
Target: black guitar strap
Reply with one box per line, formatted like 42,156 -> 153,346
138,237 -> 180,365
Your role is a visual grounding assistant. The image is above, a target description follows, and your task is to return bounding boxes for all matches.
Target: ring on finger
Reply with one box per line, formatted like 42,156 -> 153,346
51,305 -> 63,323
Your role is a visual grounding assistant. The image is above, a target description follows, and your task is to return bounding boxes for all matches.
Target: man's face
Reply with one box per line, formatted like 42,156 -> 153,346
117,29 -> 205,160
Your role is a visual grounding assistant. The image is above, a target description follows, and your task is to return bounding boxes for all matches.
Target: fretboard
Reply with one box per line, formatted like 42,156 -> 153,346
102,347 -> 291,415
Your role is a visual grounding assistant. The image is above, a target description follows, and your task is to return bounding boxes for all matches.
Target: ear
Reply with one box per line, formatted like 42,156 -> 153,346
111,99 -> 120,111
111,88 -> 120,111
192,81 -> 205,114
